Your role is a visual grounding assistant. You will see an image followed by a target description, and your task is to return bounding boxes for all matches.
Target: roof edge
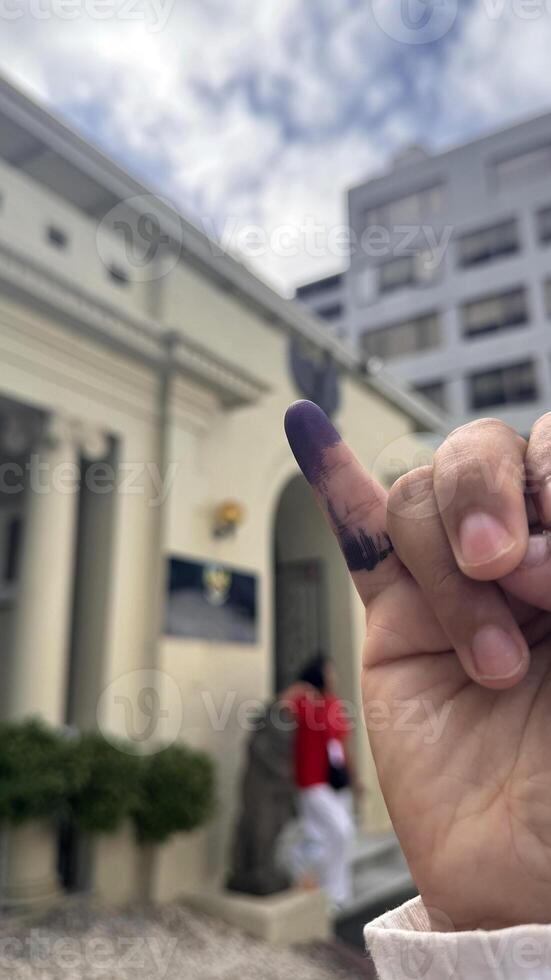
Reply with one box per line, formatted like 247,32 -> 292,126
0,71 -> 450,436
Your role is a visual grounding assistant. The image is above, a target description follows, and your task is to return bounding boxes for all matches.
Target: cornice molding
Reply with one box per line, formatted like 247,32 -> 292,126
0,298 -> 160,425
167,332 -> 269,409
0,238 -> 270,412
169,376 -> 217,435
0,238 -> 161,362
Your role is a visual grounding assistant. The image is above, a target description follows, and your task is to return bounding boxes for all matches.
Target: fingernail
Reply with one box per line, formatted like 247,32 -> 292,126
458,512 -> 515,566
472,626 -> 524,680
284,401 -> 341,486
521,533 -> 551,568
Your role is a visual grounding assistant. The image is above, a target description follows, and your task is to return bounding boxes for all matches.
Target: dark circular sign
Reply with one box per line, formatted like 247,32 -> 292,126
289,335 -> 340,418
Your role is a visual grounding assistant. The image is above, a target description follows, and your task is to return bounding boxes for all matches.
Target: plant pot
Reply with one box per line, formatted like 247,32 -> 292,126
0,820 -> 61,909
89,821 -> 154,905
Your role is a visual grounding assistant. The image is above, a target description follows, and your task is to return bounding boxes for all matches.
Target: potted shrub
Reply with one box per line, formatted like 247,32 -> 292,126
67,733 -> 142,834
61,732 -> 144,895
0,719 -> 80,907
133,744 -> 215,843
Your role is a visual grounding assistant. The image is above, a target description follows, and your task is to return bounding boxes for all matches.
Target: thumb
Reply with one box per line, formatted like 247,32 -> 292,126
284,400 -> 403,607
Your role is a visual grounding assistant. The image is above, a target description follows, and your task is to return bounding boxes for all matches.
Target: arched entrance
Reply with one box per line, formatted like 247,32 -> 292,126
272,474 -> 354,702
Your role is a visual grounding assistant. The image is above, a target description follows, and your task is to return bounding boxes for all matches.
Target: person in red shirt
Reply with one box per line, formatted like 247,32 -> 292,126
289,655 -> 355,909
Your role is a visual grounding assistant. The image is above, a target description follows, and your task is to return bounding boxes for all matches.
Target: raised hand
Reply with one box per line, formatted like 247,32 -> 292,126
285,401 -> 551,931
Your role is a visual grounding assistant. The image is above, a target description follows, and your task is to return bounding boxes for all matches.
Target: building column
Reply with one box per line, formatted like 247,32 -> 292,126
66,432 -> 114,730
7,412 -> 81,725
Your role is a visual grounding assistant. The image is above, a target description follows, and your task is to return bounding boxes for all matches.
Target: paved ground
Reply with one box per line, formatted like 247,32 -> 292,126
0,900 -> 375,979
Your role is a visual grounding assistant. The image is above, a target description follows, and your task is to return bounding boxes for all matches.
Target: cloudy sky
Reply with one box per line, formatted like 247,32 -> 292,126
1,0 -> 551,293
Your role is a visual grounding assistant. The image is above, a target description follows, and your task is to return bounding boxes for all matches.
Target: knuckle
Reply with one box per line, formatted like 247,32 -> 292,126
322,458 -> 386,527
433,440 -> 472,476
437,418 -> 517,470
433,444 -> 479,501
342,493 -> 383,528
388,465 -> 434,518
428,560 -> 463,603
434,419 -> 525,507
323,455 -> 354,482
531,411 -> 551,433
446,417 -> 516,444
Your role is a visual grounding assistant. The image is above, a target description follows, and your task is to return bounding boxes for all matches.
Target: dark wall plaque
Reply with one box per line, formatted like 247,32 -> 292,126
165,557 -> 257,644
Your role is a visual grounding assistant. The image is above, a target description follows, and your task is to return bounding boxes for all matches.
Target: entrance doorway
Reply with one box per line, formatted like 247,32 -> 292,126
273,475 -> 354,701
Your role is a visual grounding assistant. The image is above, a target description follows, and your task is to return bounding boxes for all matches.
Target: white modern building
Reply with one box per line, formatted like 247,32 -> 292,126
0,73 -> 443,921
297,115 -> 551,435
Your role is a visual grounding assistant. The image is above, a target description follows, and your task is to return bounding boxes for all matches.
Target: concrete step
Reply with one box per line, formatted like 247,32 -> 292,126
339,832 -> 415,919
183,885 -> 331,946
350,831 -> 404,865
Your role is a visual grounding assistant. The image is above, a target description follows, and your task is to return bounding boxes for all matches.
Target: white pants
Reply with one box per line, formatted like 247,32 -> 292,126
297,784 -> 354,908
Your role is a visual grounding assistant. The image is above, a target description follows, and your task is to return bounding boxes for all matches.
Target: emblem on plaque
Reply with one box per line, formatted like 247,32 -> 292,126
203,564 -> 232,606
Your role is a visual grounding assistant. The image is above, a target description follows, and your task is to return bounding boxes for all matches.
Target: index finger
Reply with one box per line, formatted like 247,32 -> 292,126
284,400 -> 403,606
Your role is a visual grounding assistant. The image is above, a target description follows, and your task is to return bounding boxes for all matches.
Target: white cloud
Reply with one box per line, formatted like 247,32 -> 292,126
439,4 -> 551,137
0,1 -> 550,294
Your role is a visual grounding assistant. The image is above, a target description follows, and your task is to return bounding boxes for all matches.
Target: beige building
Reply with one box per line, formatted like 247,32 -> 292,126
0,74 -> 447,913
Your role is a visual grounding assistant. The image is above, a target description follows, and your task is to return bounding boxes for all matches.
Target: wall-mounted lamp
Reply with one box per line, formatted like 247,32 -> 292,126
212,500 -> 246,538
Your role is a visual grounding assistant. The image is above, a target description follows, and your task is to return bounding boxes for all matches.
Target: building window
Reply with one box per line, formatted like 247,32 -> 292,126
316,302 -> 343,321
537,207 -> 551,245
4,515 -> 21,584
108,264 -> 130,286
296,273 -> 342,301
361,312 -> 441,360
364,184 -> 445,230
457,219 -> 518,268
46,225 -> 68,249
414,380 -> 447,412
461,288 -> 528,338
378,252 -> 438,294
0,512 -> 22,598
353,268 -> 376,306
542,280 -> 551,316
379,256 -> 416,293
493,145 -> 551,191
468,361 -> 538,410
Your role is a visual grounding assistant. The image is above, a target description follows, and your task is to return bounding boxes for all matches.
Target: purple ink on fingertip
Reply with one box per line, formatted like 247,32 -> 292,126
284,400 -> 341,486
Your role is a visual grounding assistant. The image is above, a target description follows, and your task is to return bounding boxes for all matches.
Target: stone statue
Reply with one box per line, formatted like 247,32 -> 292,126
227,699 -> 297,896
